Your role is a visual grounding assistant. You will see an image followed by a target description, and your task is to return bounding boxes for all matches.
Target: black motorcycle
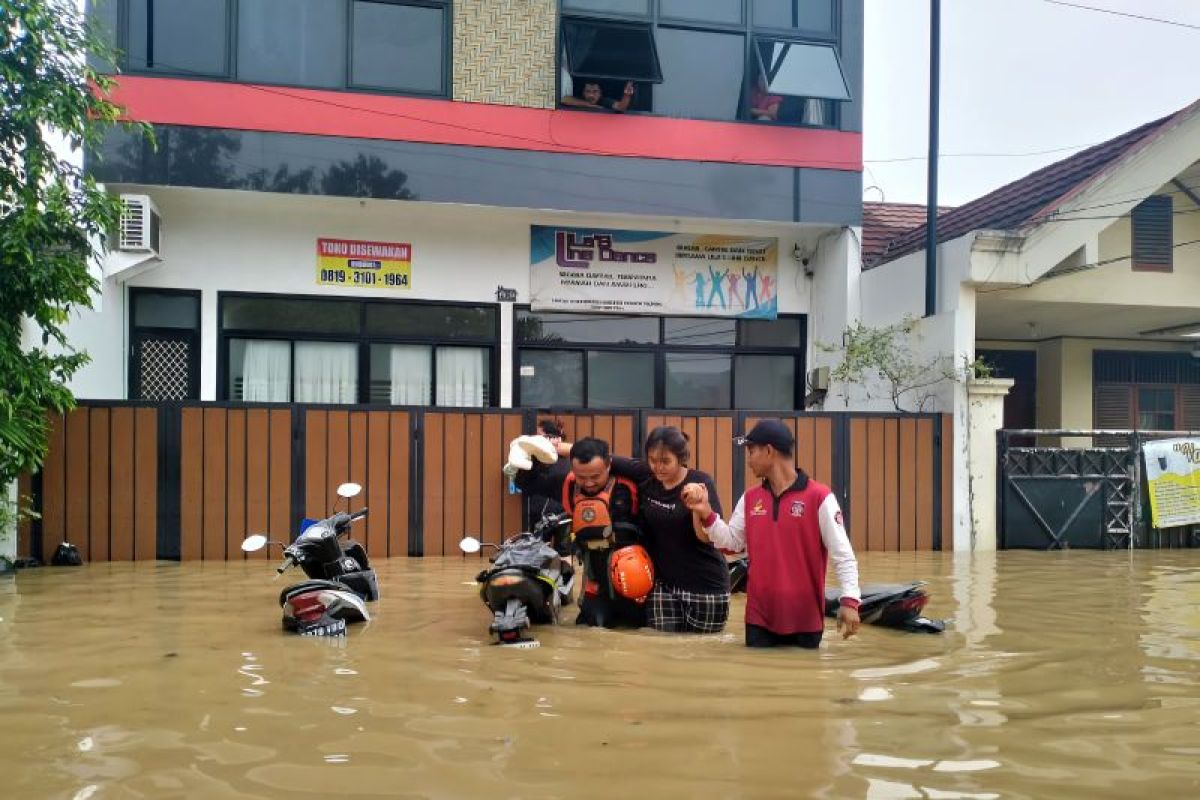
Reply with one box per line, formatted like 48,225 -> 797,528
242,482 -> 380,637
460,513 -> 575,648
728,557 -> 945,633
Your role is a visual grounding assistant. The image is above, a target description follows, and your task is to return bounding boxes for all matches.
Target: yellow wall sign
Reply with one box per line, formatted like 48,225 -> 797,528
317,237 -> 411,289
1144,438 -> 1200,528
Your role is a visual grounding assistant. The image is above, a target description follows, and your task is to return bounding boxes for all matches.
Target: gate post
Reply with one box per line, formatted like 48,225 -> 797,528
967,378 -> 1013,550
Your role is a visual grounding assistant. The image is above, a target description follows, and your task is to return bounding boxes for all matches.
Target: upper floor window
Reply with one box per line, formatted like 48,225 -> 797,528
1131,194 -> 1173,272
126,0 -> 230,77
117,0 -> 450,98
557,0 -> 847,126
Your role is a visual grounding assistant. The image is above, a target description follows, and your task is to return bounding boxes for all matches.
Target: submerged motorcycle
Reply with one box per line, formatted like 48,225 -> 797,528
242,482 -> 380,637
460,513 -> 575,648
728,557 -> 945,633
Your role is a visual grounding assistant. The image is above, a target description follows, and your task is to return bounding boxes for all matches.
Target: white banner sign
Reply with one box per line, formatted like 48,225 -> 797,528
1143,438 -> 1200,528
530,226 -> 779,318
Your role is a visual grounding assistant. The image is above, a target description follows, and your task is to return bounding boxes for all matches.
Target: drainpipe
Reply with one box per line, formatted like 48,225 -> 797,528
925,0 -> 941,318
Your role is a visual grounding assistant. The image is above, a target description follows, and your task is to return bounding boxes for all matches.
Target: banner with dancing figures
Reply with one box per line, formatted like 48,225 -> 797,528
530,227 -> 778,319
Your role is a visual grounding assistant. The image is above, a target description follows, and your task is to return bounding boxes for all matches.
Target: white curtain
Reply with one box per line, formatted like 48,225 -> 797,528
241,340 -> 291,402
294,341 -> 357,403
388,345 -> 432,405
436,347 -> 486,407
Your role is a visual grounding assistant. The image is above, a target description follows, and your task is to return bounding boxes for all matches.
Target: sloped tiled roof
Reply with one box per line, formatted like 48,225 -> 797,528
873,105 -> 1195,267
862,202 -> 953,266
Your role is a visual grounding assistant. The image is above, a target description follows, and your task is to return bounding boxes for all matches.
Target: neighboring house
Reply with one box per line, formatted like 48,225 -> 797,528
861,201 -> 953,267
862,99 -> 1200,548
66,0 -> 866,412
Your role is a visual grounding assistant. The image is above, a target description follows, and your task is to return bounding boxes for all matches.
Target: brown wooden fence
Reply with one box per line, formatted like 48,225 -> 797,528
32,407 -> 158,564
179,407 -> 293,562
21,404 -> 952,560
304,409 -> 412,559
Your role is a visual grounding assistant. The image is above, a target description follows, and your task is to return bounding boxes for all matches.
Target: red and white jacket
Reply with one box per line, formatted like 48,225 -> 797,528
705,474 -> 860,635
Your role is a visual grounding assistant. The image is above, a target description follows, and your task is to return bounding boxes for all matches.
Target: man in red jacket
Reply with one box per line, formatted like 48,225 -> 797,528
682,419 -> 861,648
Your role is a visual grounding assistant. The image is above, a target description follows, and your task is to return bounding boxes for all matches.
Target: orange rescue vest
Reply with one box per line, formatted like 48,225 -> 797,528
561,474 -> 639,550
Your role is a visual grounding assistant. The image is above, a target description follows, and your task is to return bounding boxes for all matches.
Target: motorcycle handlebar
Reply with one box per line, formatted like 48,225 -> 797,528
350,507 -> 368,521
276,554 -> 295,574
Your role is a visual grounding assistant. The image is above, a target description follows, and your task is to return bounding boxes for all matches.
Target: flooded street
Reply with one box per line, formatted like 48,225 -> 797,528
3,551 -> 1200,799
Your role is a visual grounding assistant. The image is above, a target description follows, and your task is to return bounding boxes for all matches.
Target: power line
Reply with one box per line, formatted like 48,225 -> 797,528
1044,0 -> 1200,31
865,140 -> 1109,164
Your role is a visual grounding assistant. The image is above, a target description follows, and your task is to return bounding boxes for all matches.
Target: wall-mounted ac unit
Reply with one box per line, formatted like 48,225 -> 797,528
808,365 -> 830,391
119,194 -> 161,256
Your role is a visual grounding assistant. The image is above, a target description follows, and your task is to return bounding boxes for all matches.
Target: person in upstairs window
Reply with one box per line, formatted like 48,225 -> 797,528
562,80 -> 636,113
682,419 -> 861,649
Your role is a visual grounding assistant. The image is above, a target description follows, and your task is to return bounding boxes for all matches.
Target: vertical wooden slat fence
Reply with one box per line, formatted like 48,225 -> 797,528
21,404 -> 952,560
421,411 -> 524,556
32,406 -> 157,563
180,406 -> 291,560
304,408 -> 411,558
845,416 -> 943,552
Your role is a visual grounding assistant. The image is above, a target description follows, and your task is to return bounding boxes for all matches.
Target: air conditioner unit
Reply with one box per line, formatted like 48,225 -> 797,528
808,366 -> 830,391
118,194 -> 161,256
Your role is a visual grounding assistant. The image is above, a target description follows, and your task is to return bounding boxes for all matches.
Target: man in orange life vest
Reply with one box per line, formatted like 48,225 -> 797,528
682,419 -> 862,648
510,436 -> 645,628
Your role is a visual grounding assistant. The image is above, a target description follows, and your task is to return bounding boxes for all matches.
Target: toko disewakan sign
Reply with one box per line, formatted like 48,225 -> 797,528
317,238 -> 411,290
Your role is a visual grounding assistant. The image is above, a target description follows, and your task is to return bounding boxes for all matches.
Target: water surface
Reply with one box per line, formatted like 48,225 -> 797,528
3,551 -> 1200,798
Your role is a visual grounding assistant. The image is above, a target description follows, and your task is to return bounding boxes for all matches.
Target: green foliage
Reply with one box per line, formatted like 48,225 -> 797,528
821,316 -> 959,412
0,0 -> 144,493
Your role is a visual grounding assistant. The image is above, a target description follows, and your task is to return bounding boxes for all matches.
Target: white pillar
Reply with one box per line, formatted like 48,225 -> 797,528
966,378 -> 1014,551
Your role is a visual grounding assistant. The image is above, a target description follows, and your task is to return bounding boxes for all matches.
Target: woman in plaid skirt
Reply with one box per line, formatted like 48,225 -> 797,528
609,426 -> 732,634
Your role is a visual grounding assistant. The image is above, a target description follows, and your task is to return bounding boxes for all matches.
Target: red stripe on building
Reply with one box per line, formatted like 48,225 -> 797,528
108,76 -> 862,171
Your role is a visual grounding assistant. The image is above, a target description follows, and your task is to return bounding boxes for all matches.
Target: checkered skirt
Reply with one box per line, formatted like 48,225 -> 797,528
647,582 -> 731,634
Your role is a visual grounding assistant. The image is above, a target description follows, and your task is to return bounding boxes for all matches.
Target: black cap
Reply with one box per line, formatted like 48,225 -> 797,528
734,419 -> 794,455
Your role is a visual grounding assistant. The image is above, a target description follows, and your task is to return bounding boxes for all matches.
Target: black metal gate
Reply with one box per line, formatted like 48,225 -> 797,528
999,429 -> 1199,550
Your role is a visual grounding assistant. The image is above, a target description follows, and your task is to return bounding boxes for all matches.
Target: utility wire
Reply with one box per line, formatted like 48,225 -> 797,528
1044,0 -> 1200,31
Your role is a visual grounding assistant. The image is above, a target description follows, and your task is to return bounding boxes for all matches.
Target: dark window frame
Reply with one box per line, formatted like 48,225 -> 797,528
114,0 -> 453,100
555,0 -> 843,128
128,287 -> 202,400
514,307 -> 805,409
1131,194 -> 1174,273
218,291 -> 500,406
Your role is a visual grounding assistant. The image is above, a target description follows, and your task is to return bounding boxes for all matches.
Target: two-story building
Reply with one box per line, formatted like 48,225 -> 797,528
74,0 -> 864,413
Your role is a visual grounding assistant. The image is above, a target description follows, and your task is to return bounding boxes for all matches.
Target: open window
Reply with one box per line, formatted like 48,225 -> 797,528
749,38 -> 850,126
560,19 -> 662,112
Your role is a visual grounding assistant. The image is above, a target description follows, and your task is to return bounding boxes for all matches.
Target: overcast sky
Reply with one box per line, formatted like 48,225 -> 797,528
863,0 -> 1200,206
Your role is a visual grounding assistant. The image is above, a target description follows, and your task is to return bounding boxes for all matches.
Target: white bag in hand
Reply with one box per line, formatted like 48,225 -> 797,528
503,436 -> 533,477
519,434 -> 558,465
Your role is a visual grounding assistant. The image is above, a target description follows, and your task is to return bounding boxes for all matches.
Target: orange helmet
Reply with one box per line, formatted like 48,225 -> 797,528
609,545 -> 655,603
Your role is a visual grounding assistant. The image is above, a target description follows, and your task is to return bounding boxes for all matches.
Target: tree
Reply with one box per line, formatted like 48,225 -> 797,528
0,0 -> 143,543
820,316 -> 990,412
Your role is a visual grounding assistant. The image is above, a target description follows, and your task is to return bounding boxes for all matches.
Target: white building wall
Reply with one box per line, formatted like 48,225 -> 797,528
65,186 -> 833,404
856,235 -> 978,551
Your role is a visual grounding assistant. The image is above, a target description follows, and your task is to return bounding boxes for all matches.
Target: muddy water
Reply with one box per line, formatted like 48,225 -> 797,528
2,551 -> 1200,799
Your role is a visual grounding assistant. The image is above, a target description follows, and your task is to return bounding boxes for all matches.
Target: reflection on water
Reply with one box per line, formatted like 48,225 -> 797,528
3,551 -> 1200,798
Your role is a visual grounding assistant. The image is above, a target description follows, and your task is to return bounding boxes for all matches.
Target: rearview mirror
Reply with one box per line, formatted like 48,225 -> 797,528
337,482 -> 362,499
241,534 -> 269,553
459,536 -> 481,554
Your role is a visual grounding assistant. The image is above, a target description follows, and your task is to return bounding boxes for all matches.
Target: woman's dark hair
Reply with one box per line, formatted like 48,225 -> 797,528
537,418 -> 563,439
570,437 -> 610,464
644,425 -> 690,466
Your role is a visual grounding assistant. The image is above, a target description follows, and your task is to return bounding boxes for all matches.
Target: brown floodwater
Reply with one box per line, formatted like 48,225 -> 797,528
2,551 -> 1200,799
